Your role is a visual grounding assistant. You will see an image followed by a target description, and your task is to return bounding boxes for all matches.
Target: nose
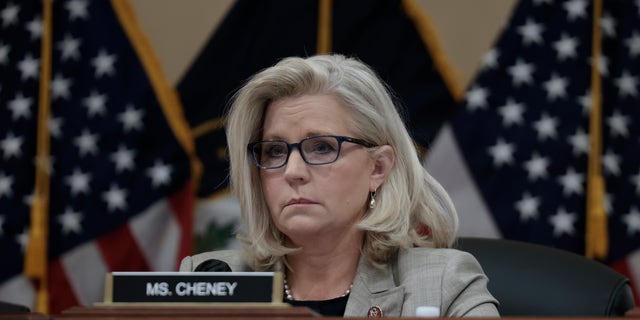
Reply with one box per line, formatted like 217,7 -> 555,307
283,148 -> 309,181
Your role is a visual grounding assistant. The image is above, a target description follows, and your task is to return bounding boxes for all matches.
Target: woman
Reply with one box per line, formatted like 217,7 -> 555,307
180,54 -> 499,317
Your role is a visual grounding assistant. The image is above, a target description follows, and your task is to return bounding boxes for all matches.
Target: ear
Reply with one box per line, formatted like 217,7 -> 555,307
369,145 -> 395,191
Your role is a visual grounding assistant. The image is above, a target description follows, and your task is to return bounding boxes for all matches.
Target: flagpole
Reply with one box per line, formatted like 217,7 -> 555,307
585,0 -> 608,260
24,0 -> 53,313
317,0 -> 333,54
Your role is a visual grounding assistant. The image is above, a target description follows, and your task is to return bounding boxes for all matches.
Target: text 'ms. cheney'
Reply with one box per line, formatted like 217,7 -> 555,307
145,281 -> 238,297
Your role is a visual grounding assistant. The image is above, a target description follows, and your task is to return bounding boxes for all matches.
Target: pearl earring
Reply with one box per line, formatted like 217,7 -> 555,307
369,190 -> 377,209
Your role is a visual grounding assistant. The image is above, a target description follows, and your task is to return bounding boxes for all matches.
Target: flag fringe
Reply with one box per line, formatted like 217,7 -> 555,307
401,0 -> 463,101
192,117 -> 225,139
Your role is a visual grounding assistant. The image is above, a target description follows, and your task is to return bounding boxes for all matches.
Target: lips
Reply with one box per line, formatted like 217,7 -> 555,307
286,198 -> 316,206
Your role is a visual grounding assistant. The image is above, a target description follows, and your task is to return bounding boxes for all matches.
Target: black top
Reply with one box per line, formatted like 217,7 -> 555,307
285,294 -> 349,317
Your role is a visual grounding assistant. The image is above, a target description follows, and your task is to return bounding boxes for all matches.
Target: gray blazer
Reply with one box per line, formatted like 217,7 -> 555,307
180,247 -> 499,317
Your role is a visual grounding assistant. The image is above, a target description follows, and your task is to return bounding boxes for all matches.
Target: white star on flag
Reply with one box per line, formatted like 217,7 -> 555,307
65,0 -> 89,21
488,138 -> 515,167
0,3 -> 19,27
621,207 -> 640,235
0,172 -> 13,198
8,93 -> 33,120
567,128 -> 589,155
553,34 -> 579,60
147,161 -> 173,188
564,0 -> 588,21
82,91 -> 107,117
518,19 -> 544,45
0,133 -> 23,159
508,59 -> 535,86
498,98 -> 525,126
515,193 -> 540,221
102,184 -> 127,212
17,54 -> 39,81
557,168 -> 584,196
73,130 -> 99,157
65,169 -> 91,196
110,145 -> 136,172
118,104 -> 144,131
465,86 -> 489,110
91,49 -> 117,78
548,207 -> 577,236
523,153 -> 549,181
57,207 -> 83,235
57,34 -> 82,61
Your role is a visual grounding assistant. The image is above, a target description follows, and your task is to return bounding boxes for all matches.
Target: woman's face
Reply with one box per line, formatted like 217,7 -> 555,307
259,94 -> 374,244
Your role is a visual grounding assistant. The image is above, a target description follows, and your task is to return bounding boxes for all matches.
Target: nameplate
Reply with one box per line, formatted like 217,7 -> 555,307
103,272 -> 283,304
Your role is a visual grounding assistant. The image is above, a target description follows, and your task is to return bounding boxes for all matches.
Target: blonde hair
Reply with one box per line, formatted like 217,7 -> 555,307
225,54 -> 458,270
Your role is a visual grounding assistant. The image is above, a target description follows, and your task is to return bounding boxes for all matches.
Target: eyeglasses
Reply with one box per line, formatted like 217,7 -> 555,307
248,135 -> 377,169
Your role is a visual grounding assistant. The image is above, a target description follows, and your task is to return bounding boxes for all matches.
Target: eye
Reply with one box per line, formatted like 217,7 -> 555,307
307,138 -> 337,154
263,143 -> 287,158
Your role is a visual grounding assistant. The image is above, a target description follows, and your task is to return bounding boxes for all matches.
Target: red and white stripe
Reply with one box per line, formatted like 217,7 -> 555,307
0,182 -> 192,314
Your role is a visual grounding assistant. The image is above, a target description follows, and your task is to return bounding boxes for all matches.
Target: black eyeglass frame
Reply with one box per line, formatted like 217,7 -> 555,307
247,135 -> 377,170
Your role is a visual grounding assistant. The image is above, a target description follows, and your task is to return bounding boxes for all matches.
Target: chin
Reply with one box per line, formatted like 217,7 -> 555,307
282,219 -> 329,237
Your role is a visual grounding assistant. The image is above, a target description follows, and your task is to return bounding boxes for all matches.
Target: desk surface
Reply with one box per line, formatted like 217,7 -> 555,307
2,306 -> 638,319
59,305 -> 317,318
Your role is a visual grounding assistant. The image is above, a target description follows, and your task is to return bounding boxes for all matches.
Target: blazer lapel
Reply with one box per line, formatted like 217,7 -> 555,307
344,254 -> 404,317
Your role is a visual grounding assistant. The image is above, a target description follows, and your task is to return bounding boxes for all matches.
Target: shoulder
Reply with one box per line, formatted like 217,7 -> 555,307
394,247 -> 498,317
179,249 -> 248,271
396,247 -> 480,272
395,247 -> 486,288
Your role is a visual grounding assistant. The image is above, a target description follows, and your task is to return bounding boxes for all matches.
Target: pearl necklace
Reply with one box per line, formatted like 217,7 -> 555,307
283,277 -> 353,300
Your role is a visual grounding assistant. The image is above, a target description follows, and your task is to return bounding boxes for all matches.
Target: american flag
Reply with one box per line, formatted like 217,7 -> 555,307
427,0 -> 640,301
0,0 -> 195,313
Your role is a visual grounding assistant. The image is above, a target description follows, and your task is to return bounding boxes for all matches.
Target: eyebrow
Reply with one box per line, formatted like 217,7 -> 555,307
260,132 -> 334,141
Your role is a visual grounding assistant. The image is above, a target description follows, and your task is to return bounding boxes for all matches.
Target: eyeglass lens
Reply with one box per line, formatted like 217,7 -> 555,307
254,136 -> 342,168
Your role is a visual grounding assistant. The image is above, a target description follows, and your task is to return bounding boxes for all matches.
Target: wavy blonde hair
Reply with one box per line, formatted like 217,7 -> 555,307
225,54 -> 458,270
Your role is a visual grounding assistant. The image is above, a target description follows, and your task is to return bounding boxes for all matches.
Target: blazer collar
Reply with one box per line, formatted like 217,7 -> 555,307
344,253 -> 405,317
